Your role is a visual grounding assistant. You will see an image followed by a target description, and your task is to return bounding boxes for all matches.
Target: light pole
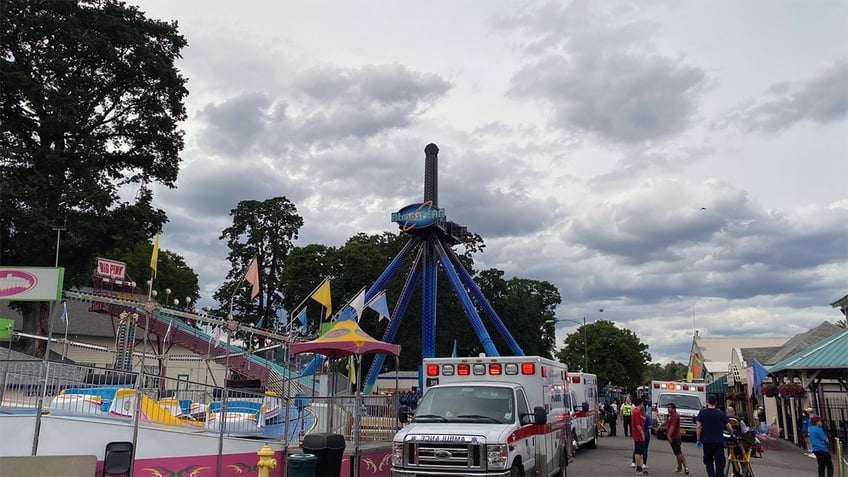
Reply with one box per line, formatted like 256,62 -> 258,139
548,317 -> 588,372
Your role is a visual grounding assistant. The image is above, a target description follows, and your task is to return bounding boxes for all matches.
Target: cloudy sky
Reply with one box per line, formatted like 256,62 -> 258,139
131,0 -> 847,364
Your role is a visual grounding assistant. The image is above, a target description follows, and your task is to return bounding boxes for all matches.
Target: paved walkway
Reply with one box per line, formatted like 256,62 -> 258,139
566,429 -> 831,476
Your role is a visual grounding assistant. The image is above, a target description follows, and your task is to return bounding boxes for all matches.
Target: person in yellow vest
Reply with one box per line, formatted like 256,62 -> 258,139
622,396 -> 634,438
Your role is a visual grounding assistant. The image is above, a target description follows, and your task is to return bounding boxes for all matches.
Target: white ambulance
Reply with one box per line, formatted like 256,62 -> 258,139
651,380 -> 706,440
564,372 -> 599,451
391,356 -> 570,477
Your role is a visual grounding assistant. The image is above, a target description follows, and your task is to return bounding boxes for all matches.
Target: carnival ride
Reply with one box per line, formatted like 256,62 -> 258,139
358,144 -> 525,393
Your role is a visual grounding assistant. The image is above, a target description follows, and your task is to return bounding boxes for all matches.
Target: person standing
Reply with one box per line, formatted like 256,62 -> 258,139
605,399 -> 617,436
630,397 -> 649,475
633,401 -> 652,469
621,396 -> 634,437
696,394 -> 734,477
658,402 -> 690,474
809,416 -> 834,477
802,407 -> 815,456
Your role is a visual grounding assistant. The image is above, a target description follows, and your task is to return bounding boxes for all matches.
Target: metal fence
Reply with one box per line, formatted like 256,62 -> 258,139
820,395 -> 848,451
0,358 -> 400,442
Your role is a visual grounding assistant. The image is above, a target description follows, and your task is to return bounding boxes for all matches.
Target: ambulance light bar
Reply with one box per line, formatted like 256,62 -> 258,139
652,382 -> 705,392
426,361 -> 538,377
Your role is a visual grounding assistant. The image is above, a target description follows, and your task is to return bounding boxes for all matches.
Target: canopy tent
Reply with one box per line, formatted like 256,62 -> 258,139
290,319 -> 400,358
290,318 -> 400,477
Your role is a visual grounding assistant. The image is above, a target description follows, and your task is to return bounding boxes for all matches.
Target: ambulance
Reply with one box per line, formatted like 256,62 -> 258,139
391,356 -> 570,477
651,380 -> 706,440
564,372 -> 599,451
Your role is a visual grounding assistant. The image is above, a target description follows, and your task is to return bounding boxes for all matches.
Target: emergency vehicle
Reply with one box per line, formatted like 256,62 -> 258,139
391,356 -> 570,477
564,372 -> 599,451
651,380 -> 706,440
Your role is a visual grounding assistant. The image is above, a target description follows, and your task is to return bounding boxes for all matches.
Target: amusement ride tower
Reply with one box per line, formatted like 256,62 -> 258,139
362,144 -> 524,393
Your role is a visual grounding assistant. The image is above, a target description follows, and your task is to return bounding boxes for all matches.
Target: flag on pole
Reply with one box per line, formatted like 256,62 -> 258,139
59,301 -> 68,325
150,234 -> 160,278
348,355 -> 356,385
295,308 -> 308,331
366,291 -> 390,322
245,256 -> 260,300
751,359 -> 769,398
164,319 -> 174,343
350,289 -> 365,322
310,279 -> 332,319
212,325 -> 221,345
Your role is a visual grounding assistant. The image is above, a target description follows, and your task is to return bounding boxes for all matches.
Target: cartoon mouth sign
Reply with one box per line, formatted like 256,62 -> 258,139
0,271 -> 38,298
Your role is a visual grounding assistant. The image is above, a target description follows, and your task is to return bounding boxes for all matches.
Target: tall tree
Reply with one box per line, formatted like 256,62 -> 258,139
214,197 -> 304,331
0,0 -> 188,355
556,319 -> 652,392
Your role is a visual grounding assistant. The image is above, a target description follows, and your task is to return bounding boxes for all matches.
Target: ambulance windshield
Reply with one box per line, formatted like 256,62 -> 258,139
414,386 -> 514,424
658,394 -> 702,411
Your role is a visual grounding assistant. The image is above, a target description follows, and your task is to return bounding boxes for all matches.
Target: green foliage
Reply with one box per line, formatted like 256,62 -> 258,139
644,360 -> 688,383
556,320 -> 652,392
214,197 -> 304,330
108,240 -> 200,308
0,0 -> 187,352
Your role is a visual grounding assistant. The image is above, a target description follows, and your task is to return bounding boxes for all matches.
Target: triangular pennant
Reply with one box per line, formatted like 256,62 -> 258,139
310,280 -> 332,319
245,256 -> 259,300
350,289 -> 365,322
366,291 -> 390,322
295,308 -> 308,329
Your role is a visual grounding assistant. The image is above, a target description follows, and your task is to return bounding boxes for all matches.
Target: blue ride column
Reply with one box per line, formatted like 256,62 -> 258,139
421,238 -> 438,358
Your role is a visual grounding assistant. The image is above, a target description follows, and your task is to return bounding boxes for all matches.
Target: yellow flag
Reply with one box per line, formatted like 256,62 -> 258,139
310,279 -> 332,318
150,234 -> 160,278
348,355 -> 356,384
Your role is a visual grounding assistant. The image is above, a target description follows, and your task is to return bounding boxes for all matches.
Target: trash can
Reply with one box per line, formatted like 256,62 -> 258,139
286,453 -> 317,477
302,433 -> 346,477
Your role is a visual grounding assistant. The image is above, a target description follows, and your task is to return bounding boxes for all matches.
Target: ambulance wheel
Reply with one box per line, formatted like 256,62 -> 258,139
509,463 -> 524,477
585,429 -> 598,449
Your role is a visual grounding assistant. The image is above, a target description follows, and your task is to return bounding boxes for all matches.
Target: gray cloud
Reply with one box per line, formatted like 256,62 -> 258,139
718,59 -> 848,132
498,1 -> 708,143
510,53 -> 706,143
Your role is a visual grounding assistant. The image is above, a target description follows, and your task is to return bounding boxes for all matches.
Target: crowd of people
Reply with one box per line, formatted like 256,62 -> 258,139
595,393 -> 834,477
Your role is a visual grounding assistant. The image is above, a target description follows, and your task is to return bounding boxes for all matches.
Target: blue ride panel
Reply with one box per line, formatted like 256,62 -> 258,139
422,241 -> 438,358
433,240 -> 498,357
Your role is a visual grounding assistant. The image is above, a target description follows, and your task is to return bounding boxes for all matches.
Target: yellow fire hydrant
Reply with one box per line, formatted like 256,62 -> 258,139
257,444 -> 277,477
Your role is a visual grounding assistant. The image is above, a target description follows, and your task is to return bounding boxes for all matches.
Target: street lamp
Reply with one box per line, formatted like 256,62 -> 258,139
547,317 -> 588,372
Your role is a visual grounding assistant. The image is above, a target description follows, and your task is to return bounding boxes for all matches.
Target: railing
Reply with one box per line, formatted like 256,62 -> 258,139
0,358 -> 402,443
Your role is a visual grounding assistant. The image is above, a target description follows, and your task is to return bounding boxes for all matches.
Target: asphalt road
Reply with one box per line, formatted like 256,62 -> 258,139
565,429 -> 829,477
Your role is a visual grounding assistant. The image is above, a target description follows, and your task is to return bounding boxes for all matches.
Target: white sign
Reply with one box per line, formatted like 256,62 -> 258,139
0,267 -> 64,301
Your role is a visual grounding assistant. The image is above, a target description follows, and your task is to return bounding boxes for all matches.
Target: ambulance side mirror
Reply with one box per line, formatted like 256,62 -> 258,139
398,405 -> 410,423
582,402 -> 589,412
533,406 -> 547,425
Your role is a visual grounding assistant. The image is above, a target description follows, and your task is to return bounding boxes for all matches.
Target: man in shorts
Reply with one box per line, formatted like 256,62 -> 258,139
631,397 -> 649,475
658,402 -> 689,474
